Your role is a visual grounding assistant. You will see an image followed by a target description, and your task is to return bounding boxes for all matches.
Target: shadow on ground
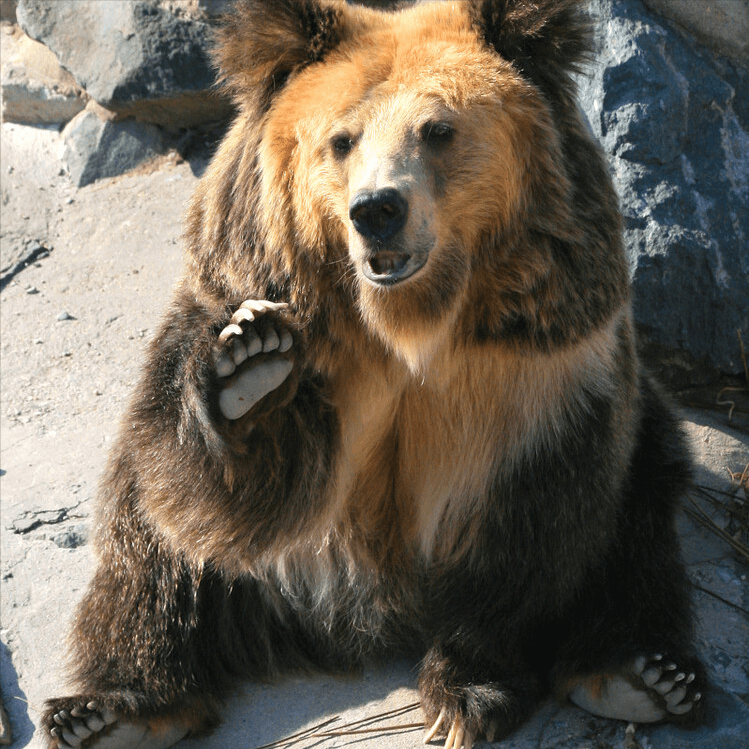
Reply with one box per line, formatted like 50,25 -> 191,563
1,640 -> 35,748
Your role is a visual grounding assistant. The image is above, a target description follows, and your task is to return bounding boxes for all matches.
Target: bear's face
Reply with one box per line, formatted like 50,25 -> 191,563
255,5 -> 556,368
266,28 -> 527,287
211,1 -> 596,369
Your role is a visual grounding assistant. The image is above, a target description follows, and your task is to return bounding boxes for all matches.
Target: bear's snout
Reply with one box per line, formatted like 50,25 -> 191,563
348,187 -> 429,285
349,188 -> 408,241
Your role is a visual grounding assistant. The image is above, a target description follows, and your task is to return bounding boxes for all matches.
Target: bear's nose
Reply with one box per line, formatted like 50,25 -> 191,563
349,188 -> 408,241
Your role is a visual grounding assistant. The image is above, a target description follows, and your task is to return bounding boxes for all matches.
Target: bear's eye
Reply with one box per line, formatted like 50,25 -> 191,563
420,121 -> 455,146
331,134 -> 355,158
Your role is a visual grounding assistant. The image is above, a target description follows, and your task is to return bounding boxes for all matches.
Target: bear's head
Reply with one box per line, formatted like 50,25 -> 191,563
191,0 -> 625,372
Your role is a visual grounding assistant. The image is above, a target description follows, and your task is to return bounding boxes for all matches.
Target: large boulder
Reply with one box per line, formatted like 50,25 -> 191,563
62,105 -> 165,187
578,0 -> 749,385
642,0 -> 749,62
1,21 -> 85,125
15,0 -> 233,130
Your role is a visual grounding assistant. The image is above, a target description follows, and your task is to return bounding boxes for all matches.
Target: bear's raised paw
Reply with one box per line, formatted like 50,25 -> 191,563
48,701 -> 187,749
214,300 -> 295,420
568,654 -> 703,724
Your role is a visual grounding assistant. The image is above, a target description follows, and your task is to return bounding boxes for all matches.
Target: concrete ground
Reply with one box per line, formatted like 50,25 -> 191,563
1,122 -> 748,749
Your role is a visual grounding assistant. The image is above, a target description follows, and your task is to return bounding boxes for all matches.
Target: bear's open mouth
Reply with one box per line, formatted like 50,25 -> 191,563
362,249 -> 427,285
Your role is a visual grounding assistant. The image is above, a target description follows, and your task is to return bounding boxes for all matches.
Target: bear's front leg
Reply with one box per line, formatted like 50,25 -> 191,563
42,547 -> 223,749
213,300 -> 297,422
419,644 -> 541,749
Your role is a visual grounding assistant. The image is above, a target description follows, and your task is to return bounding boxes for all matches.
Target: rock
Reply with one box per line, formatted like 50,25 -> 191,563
49,524 -> 88,549
0,22 -> 85,125
62,107 -> 165,187
15,0 -> 233,130
578,0 -> 749,386
642,0 -> 749,62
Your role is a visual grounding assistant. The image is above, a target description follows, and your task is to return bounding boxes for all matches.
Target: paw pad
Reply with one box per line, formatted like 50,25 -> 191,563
50,702 -> 116,747
213,300 -> 295,420
568,654 -> 702,723
49,702 -> 189,749
632,655 -> 701,716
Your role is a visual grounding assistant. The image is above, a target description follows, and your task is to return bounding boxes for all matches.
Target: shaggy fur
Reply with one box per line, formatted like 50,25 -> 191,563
43,2 -> 704,747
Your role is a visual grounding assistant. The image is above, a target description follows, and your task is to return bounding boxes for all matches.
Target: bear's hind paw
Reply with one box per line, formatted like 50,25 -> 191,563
568,654 -> 702,724
48,701 -> 187,749
633,654 -> 702,716
214,299 -> 295,421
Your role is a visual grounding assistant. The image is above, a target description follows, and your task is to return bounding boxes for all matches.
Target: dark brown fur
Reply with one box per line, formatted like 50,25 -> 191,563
44,1 -> 704,746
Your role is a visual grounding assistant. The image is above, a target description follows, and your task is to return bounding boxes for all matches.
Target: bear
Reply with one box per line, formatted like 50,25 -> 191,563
43,1 -> 706,748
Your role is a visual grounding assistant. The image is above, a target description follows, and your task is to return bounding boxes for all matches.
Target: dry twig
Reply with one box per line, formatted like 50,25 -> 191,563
685,483 -> 749,564
252,701 -> 422,749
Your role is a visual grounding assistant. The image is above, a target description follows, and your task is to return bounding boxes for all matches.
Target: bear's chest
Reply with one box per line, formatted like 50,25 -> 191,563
324,337 -> 612,561
325,352 -> 519,560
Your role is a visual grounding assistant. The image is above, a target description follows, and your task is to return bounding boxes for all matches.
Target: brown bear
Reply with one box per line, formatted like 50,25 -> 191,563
44,1 -> 705,748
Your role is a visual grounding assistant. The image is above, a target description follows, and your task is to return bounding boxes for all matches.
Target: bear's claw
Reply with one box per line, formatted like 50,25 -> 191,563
423,709 -> 475,749
568,654 -> 702,724
214,299 -> 294,420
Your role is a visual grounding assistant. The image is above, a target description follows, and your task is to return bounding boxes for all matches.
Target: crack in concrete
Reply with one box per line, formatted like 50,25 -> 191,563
0,239 -> 52,292
10,502 -> 84,535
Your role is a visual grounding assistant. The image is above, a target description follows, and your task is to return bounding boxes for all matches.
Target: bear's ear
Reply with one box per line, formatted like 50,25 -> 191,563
468,0 -> 592,84
214,0 -> 347,109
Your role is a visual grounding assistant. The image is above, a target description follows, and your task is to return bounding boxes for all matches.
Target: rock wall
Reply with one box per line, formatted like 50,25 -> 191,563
1,20 -> 85,124
579,0 -> 748,385
1,0 -> 747,385
642,0 -> 749,62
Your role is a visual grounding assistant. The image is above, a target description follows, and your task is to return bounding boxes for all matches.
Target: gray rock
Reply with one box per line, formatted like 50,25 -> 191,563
642,0 -> 749,62
1,75 -> 84,125
49,523 -> 89,549
15,0 -> 233,129
0,23 -> 85,125
579,0 -> 749,385
1,31 -> 83,125
62,108 -> 165,187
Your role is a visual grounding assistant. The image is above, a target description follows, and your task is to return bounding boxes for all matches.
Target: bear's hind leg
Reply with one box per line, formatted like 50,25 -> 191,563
42,514 -> 237,749
43,554 -> 223,749
553,377 -> 705,726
